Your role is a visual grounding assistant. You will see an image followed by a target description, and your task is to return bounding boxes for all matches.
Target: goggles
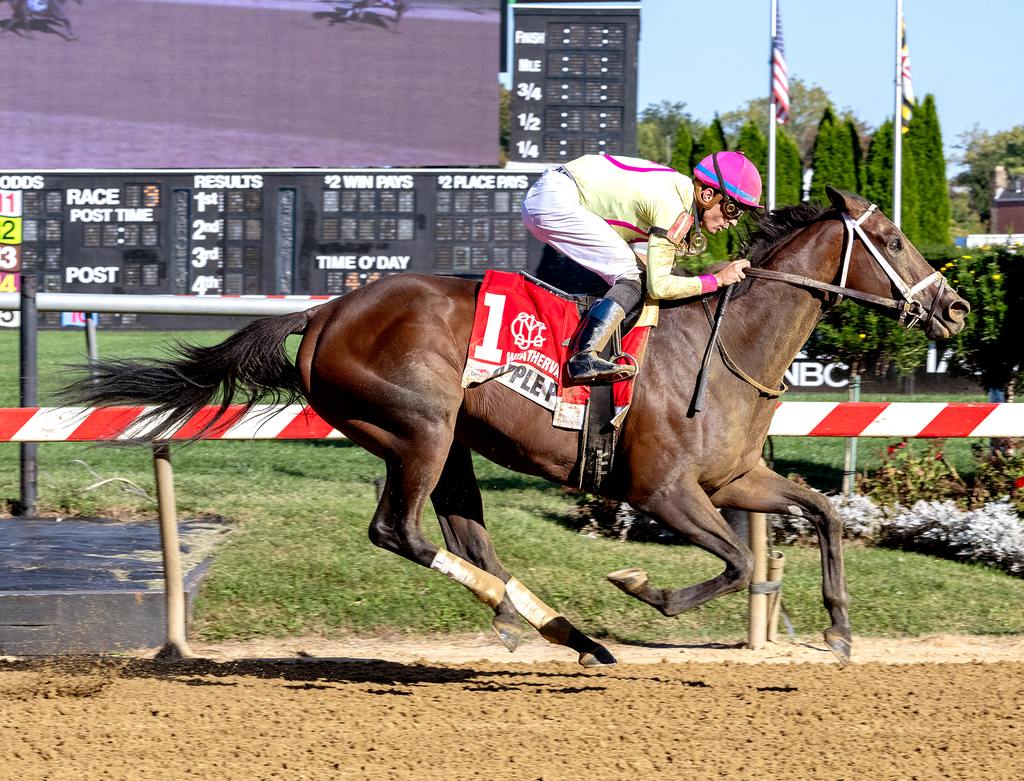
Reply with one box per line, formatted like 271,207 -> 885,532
717,193 -> 745,220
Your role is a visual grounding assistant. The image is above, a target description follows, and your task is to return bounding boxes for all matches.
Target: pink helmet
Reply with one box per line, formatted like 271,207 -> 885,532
693,151 -> 763,209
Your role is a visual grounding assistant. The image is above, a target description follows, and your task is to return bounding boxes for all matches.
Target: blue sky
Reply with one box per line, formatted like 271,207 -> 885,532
637,0 -> 1022,164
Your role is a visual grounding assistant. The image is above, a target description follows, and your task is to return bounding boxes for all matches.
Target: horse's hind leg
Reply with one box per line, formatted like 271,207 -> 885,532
607,479 -> 754,617
430,443 -> 523,652
370,434 -> 615,667
430,444 -> 615,665
709,463 -> 851,665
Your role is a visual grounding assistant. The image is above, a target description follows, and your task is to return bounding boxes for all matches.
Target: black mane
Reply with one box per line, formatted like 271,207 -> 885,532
741,203 -> 834,267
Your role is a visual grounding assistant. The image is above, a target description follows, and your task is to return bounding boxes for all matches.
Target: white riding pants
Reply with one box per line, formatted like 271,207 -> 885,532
521,168 -> 642,286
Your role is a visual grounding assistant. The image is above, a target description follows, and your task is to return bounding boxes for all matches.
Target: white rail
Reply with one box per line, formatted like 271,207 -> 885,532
0,293 -> 335,316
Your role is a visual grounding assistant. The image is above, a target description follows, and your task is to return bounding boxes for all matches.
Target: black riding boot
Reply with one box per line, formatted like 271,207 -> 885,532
566,297 -> 636,385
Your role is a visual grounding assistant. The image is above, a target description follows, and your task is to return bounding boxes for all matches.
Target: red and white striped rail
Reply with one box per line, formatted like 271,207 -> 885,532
0,402 -> 1020,442
768,402 -> 1023,438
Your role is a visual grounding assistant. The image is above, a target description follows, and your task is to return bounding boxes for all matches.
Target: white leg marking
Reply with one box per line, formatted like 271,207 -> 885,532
505,577 -> 561,630
786,505 -> 804,517
430,549 -> 506,608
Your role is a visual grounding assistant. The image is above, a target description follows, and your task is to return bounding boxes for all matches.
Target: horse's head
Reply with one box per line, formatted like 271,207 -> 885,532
825,187 -> 969,340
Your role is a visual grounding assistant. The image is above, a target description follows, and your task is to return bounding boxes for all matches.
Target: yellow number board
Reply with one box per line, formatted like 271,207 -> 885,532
0,217 -> 22,245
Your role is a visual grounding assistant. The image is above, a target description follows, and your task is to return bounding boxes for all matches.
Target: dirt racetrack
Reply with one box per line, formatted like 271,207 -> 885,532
2,636 -> 1023,780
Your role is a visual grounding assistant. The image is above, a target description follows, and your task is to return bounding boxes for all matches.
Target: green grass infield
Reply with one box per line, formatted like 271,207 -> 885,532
0,329 -> 1020,645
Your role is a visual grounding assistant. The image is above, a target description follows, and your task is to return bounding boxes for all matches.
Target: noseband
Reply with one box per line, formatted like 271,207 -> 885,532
743,203 -> 947,331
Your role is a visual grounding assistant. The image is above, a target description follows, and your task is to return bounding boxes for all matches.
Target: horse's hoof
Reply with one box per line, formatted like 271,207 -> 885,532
824,629 -> 851,667
607,567 -> 649,596
578,644 -> 617,667
491,615 -> 522,653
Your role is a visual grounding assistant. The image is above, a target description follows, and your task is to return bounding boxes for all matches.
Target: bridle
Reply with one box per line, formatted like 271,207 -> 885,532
743,202 -> 948,331
698,201 -> 950,400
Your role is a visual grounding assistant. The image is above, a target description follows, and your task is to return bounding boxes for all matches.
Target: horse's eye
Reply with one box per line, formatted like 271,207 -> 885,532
888,238 -> 903,253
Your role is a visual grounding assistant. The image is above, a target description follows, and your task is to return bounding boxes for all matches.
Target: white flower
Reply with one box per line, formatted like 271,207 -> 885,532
822,495 -> 1024,575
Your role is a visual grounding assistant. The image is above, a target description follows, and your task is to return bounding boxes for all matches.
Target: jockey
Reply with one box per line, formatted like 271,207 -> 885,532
521,151 -> 762,384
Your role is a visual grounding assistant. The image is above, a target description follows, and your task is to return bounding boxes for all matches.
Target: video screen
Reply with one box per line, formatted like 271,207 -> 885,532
0,0 -> 500,169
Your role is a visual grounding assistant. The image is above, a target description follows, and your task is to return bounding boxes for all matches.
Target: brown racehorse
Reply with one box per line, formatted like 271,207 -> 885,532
63,188 -> 969,667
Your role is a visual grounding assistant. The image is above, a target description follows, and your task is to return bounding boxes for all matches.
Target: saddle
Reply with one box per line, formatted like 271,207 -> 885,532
461,270 -> 652,493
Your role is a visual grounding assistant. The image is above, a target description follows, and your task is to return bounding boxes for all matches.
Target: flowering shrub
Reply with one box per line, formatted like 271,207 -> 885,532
574,489 -> 1024,577
844,497 -> 1024,575
969,441 -> 1024,514
859,438 -> 1024,515
772,493 -> 1023,575
858,440 -> 967,508
944,248 -> 1022,396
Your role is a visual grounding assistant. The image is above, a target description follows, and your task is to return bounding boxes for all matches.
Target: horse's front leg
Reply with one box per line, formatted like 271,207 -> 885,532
709,462 -> 851,665
606,479 -> 754,616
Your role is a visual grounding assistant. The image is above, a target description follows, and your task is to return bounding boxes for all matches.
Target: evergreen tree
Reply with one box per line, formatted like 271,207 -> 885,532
775,128 -> 804,206
864,119 -> 895,217
845,118 -> 864,194
911,95 -> 951,246
736,120 -> 767,183
901,121 -> 922,243
864,118 -> 924,241
808,108 -> 837,204
692,116 -> 728,168
670,124 -> 693,174
809,108 -> 858,204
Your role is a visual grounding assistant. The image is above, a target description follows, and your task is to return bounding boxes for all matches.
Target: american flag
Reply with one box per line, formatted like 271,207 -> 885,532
900,18 -> 914,132
772,7 -> 789,124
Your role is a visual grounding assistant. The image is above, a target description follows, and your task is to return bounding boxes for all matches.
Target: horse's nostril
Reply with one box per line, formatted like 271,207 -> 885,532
948,299 -> 970,320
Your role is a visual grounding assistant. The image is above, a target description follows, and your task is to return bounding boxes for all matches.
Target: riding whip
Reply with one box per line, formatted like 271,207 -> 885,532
691,284 -> 735,414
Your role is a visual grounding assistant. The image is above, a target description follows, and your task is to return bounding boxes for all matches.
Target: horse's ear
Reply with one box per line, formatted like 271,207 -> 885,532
825,186 -> 871,219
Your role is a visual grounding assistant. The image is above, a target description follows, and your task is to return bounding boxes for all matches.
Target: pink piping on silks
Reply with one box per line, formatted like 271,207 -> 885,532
603,154 -> 677,173
606,219 -> 648,236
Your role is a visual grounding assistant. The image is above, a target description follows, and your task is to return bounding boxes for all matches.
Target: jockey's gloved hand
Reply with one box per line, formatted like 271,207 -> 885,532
715,259 -> 750,287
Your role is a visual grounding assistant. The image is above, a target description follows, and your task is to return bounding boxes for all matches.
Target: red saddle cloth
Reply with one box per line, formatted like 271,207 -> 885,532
461,270 -> 650,430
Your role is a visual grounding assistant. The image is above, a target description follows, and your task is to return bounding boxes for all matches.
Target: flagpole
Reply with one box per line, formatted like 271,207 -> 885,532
893,0 -> 903,228
767,0 -> 778,211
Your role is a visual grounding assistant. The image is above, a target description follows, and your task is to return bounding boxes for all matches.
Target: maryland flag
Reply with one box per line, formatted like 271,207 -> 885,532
900,18 -> 914,133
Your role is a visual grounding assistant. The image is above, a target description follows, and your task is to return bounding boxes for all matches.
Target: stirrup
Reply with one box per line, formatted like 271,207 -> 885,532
567,352 -> 636,385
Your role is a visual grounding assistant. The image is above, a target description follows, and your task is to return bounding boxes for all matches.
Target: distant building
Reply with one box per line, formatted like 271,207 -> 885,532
991,166 -> 1024,233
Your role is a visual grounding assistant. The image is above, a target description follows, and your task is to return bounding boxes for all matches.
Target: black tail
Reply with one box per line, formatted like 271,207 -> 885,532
60,310 -> 310,442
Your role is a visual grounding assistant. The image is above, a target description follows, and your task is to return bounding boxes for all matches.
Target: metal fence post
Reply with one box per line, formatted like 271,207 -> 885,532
85,312 -> 99,367
18,271 -> 37,516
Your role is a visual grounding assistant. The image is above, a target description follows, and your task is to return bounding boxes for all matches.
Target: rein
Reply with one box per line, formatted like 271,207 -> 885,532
744,267 -> 912,314
745,204 -> 946,329
697,202 -> 948,400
